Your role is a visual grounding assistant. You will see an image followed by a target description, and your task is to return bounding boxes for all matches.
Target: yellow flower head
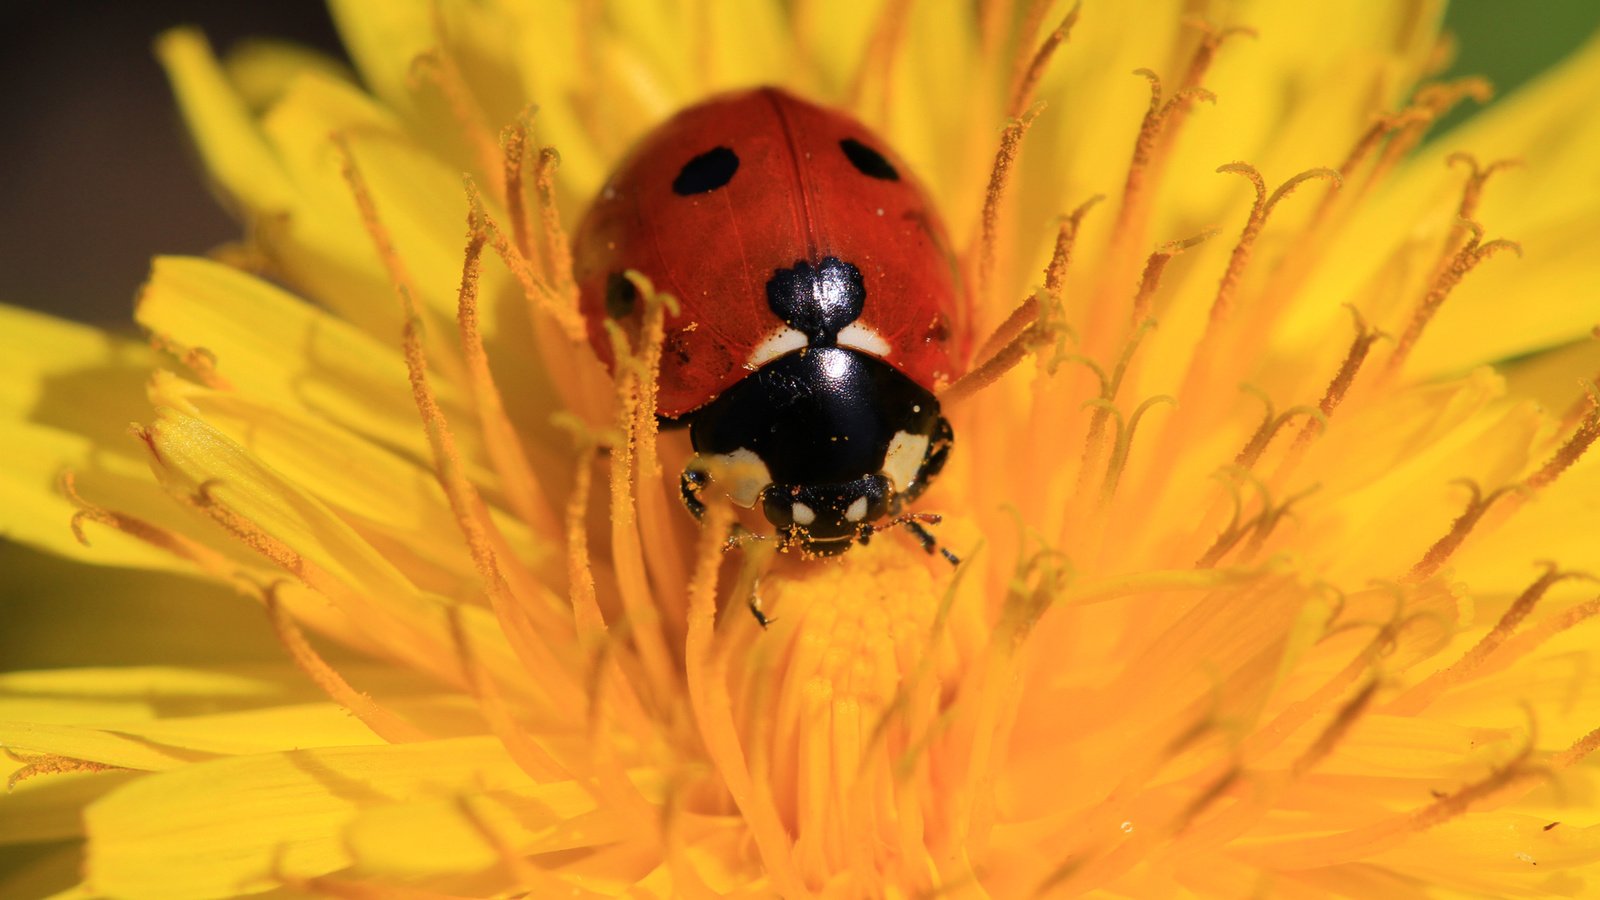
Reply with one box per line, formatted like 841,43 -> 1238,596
5,2 -> 1600,897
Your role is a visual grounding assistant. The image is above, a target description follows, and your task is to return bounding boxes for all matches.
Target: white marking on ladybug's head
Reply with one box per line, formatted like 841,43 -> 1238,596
747,326 -> 807,368
836,322 -> 891,358
881,430 -> 930,494
844,495 -> 869,523
705,448 -> 772,508
791,502 -> 816,526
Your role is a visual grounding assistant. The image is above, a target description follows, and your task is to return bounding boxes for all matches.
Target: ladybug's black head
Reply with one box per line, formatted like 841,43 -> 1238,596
684,344 -> 951,555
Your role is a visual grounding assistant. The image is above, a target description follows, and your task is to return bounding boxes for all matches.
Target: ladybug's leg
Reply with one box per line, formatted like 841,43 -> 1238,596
901,518 -> 960,567
746,575 -> 773,630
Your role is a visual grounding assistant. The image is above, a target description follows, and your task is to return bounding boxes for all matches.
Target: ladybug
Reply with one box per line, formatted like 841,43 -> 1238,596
574,88 -> 960,559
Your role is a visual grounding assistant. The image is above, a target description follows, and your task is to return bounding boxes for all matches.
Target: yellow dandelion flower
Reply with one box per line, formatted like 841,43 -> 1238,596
5,2 -> 1600,897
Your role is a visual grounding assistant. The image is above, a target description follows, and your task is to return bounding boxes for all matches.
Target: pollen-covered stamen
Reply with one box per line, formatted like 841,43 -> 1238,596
846,0 -> 914,116
461,182 -> 562,540
1005,1 -> 1081,119
1385,217 -> 1522,376
1045,194 -> 1104,304
1130,228 -> 1218,325
1558,335 -> 1600,432
500,112 -> 535,262
970,105 -> 1043,327
950,194 -> 1100,398
61,471 -> 231,572
262,583 -> 431,744
1232,386 -> 1324,470
600,273 -> 683,695
682,502 -> 805,896
1527,381 -> 1600,491
1295,80 -> 1491,268
474,191 -> 588,343
1387,566 -> 1594,715
445,606 -> 569,783
1196,471 -> 1315,567
1292,305 -> 1387,449
533,147 -> 577,302
341,140 -> 585,701
1207,164 -> 1341,327
408,48 -> 503,196
1093,61 -> 1221,334
1100,394 -> 1176,503
1366,79 -> 1494,196
147,334 -> 233,390
1408,480 -> 1526,582
5,753 -> 127,791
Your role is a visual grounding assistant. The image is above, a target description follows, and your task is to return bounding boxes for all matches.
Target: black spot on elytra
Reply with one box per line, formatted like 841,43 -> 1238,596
840,138 -> 898,181
766,257 -> 865,347
605,272 -> 638,318
672,146 -> 739,195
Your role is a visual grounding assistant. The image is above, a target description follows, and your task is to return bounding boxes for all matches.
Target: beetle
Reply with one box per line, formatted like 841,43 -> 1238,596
574,88 -> 960,561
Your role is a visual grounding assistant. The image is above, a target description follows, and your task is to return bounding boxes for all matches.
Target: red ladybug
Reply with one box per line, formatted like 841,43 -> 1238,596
574,88 -> 959,558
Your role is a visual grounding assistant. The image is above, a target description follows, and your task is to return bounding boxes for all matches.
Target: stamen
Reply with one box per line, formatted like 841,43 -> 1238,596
1208,164 -> 1341,326
1171,766 -> 1242,835
340,140 -> 579,694
147,334 -> 233,390
972,104 -> 1044,320
1233,386 -> 1323,469
1552,723 -> 1600,769
555,423 -> 607,643
1099,62 -> 1219,322
602,273 -> 681,698
408,47 -> 502,195
533,147 -> 577,301
1557,331 -> 1600,433
1385,217 -> 1521,376
1293,306 -> 1387,448
1388,566 -> 1591,714
939,291 -> 1050,407
263,583 -> 430,743
474,196 -> 588,343
1365,79 -> 1493,196
1045,194 -> 1105,304
944,195 -> 1101,403
1408,480 -> 1525,581
445,606 -> 568,782
6,754 -> 127,791
1527,382 -> 1600,490
1002,0 -> 1060,112
1101,394 -> 1176,502
1299,80 -> 1490,252
62,471 -> 232,573
460,182 -> 562,539
500,112 -> 535,261
1006,2 -> 1081,120
683,502 -> 804,895
846,0 -> 914,117
1130,228 -> 1219,326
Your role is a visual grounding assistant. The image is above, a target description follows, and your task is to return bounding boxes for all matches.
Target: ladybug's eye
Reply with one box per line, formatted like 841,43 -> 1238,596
839,138 -> 898,181
672,146 -> 739,195
604,271 -> 638,318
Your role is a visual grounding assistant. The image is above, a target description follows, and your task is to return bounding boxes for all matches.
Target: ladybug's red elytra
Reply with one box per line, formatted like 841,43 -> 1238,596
574,88 -> 961,559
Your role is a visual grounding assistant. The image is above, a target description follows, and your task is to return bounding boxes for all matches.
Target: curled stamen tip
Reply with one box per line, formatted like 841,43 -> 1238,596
1476,238 -> 1523,260
1160,228 -> 1221,254
194,478 -> 226,505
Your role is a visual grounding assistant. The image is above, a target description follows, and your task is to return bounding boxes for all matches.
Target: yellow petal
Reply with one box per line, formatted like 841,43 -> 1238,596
140,407 -> 526,691
154,29 -> 299,217
135,256 -> 495,490
83,737 -> 529,899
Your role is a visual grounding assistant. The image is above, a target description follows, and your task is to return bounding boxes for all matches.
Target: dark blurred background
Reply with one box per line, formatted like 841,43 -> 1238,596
2,1 -> 1597,328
